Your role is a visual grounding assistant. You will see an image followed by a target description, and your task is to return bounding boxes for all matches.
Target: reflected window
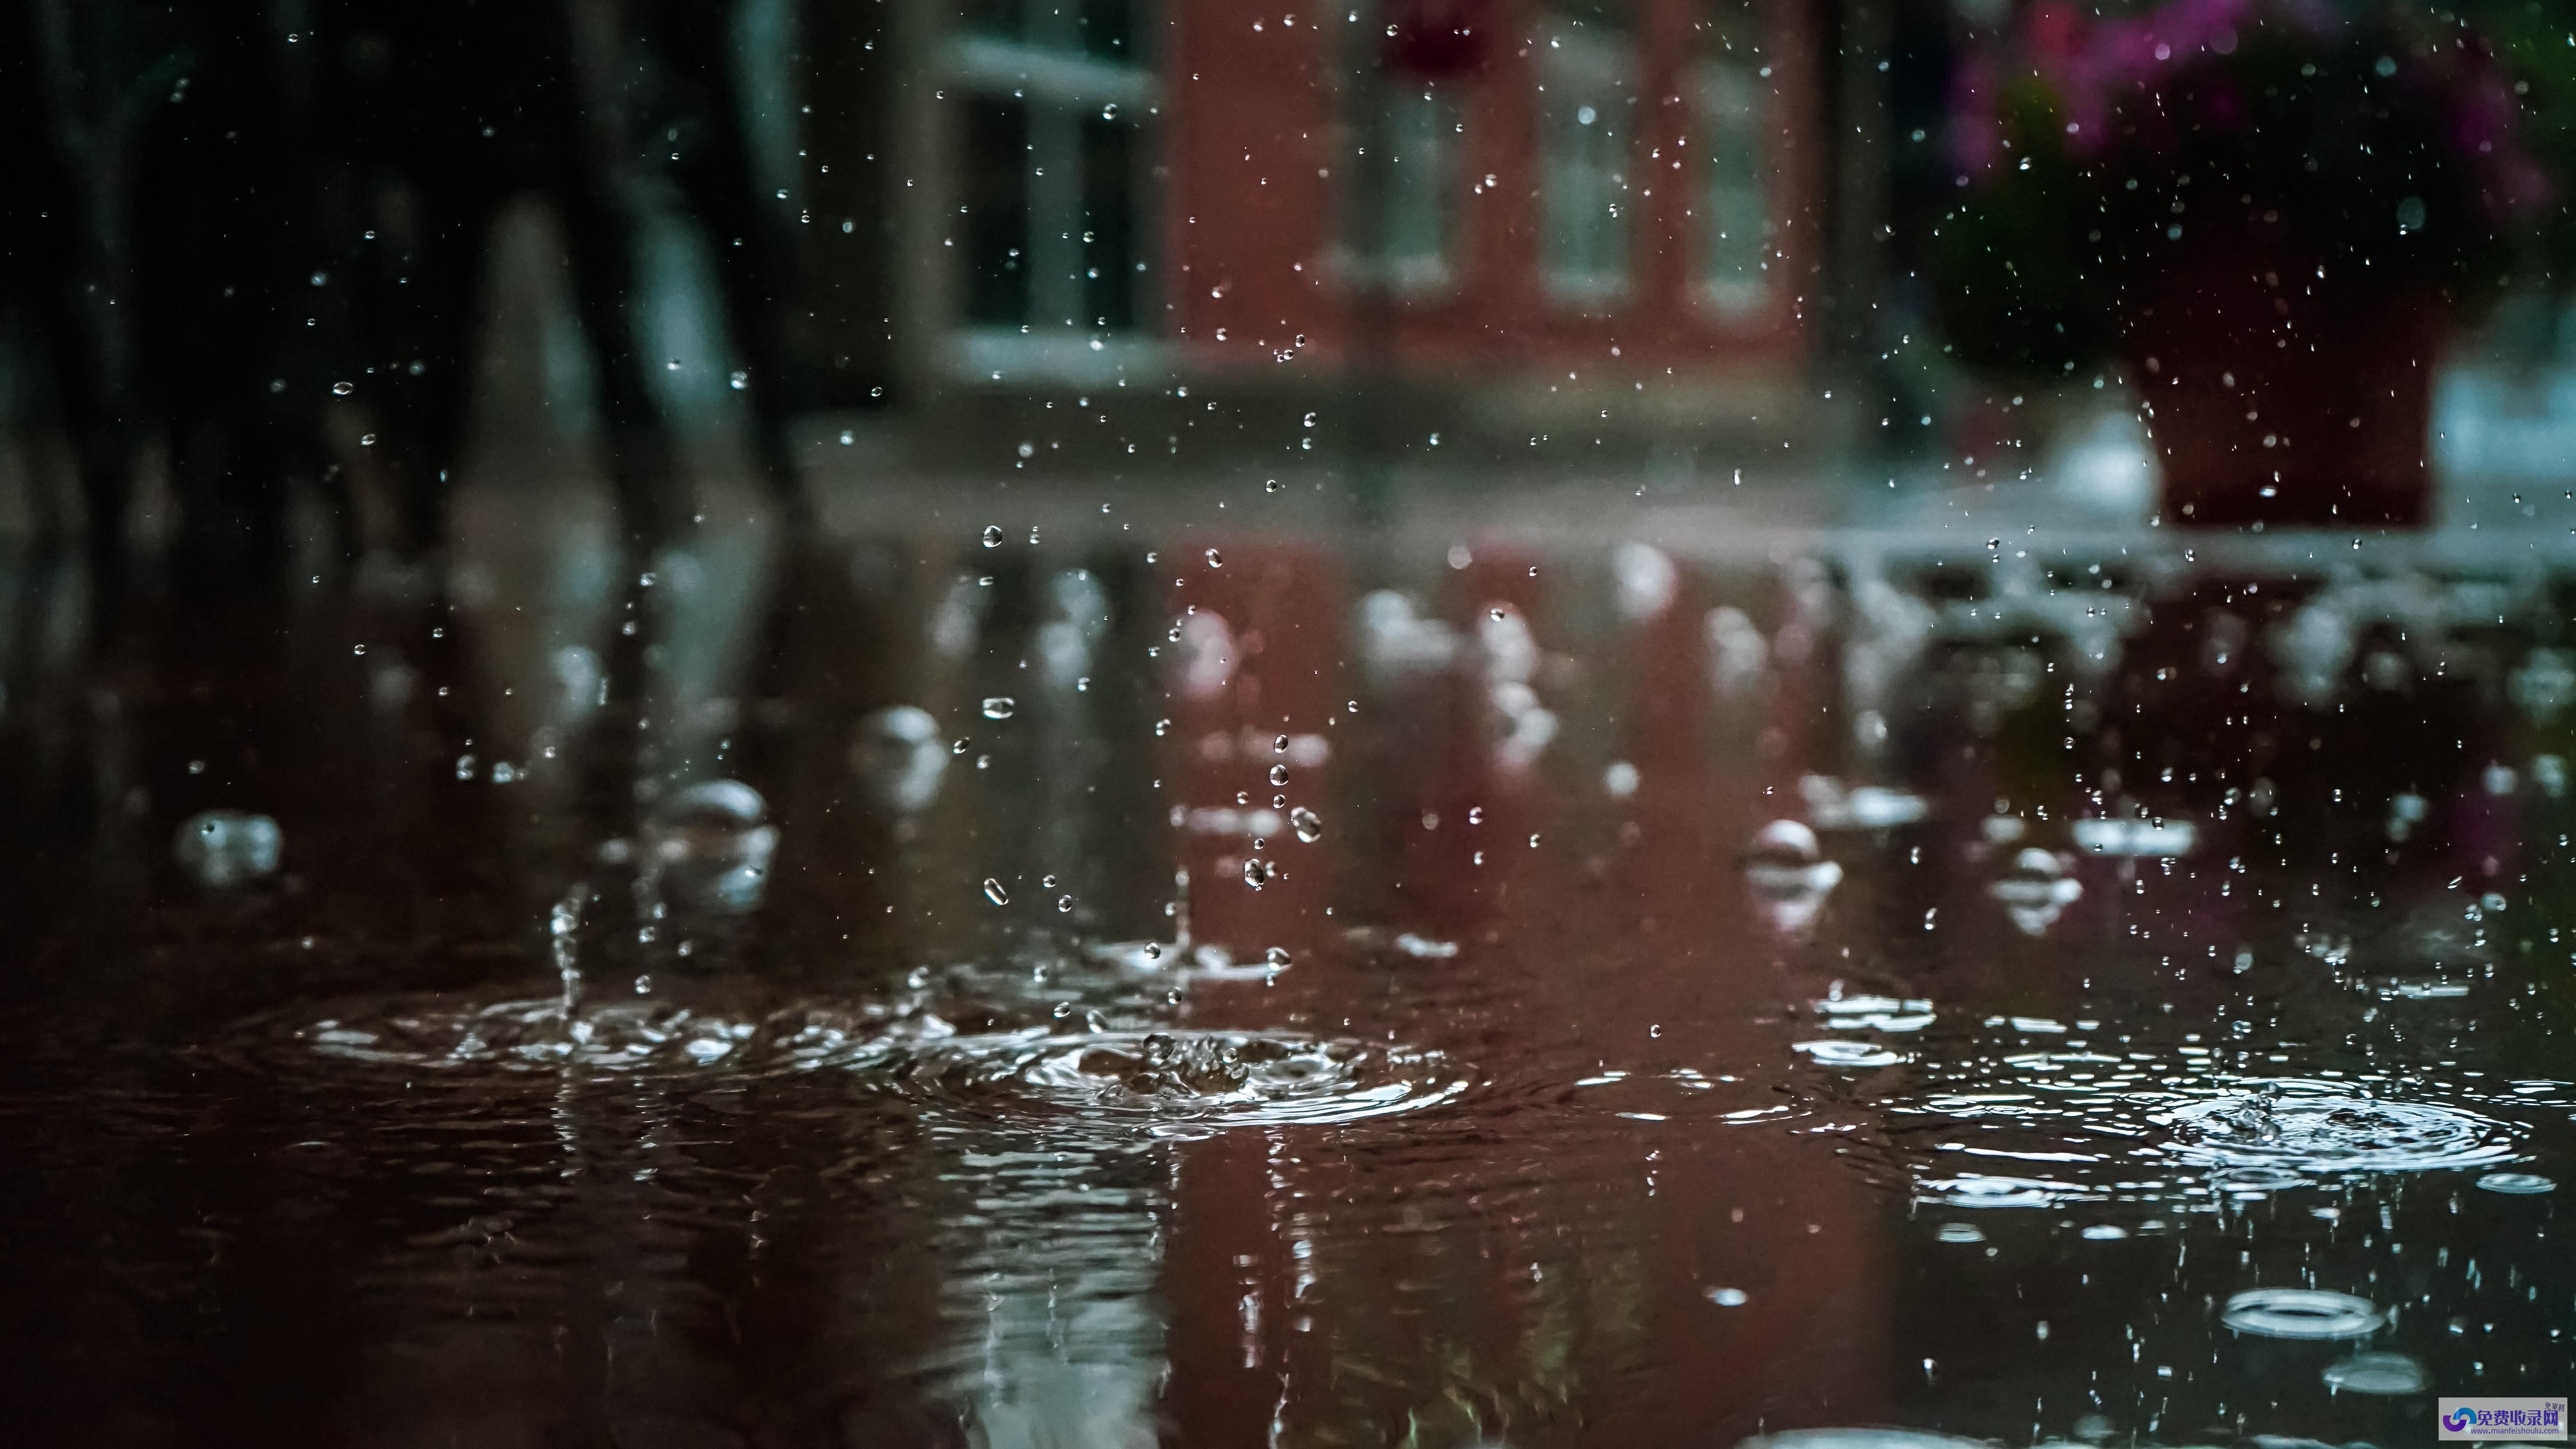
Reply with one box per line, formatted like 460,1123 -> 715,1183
1538,4 -> 1633,305
951,0 -> 1155,336
1694,0 -> 1774,315
1352,84 -> 1464,293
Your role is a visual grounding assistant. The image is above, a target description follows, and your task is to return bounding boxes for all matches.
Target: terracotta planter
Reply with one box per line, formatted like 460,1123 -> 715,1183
2125,249 -> 2445,529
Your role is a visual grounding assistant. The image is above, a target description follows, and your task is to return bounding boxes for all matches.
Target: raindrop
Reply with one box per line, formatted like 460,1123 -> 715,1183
331,380 -> 354,395
1205,548 -> 1224,568
1268,764 -> 1290,786
1273,734 -> 1289,753
983,878 -> 1010,905
1705,1287 -> 1749,1306
1264,946 -> 1291,967
1934,1223 -> 1987,1244
1056,895 -> 1074,913
982,525 -> 1004,547
1290,806 -> 1323,843
1265,478 -> 1282,493
982,696 -> 1017,719
1242,858 -> 1273,890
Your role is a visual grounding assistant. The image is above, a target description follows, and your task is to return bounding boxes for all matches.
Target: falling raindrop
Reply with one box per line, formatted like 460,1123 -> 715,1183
1268,764 -> 1289,786
982,525 -> 1004,547
1242,858 -> 1273,890
983,878 -> 1010,905
982,697 -> 1017,719
1205,548 -> 1223,568
1264,946 -> 1291,967
1705,1287 -> 1750,1306
331,380 -> 354,395
1290,806 -> 1323,843
1057,895 -> 1075,913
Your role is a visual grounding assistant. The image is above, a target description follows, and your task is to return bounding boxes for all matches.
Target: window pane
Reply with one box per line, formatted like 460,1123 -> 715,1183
1380,88 -> 1459,285
1080,116 -> 1140,330
961,99 -> 1034,326
1539,10 -> 1633,301
1698,58 -> 1771,311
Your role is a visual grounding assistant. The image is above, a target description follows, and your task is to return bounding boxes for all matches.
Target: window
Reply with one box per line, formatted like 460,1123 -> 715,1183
1350,84 -> 1464,293
1695,0 -> 1774,314
952,0 -> 1155,337
1538,5 -> 1634,304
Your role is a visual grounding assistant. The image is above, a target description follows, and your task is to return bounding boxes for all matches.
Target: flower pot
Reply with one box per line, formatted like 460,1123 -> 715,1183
2125,247 -> 2445,529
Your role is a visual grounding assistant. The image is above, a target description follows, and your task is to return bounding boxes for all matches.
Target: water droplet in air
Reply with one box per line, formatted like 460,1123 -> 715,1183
1242,858 -> 1273,890
1268,763 -> 1290,786
331,380 -> 354,395
1706,1287 -> 1749,1306
982,696 -> 1017,719
983,878 -> 1010,905
1291,806 -> 1322,842
1264,946 -> 1291,967
1205,548 -> 1223,568
1273,734 -> 1290,753
982,525 -> 1004,547
1057,895 -> 1074,913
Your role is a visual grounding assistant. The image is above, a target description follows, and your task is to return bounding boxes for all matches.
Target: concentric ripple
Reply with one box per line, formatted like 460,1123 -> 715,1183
2155,1081 -> 2517,1173
1877,1033 -> 2533,1206
2219,1288 -> 2384,1340
863,1028 -> 1470,1129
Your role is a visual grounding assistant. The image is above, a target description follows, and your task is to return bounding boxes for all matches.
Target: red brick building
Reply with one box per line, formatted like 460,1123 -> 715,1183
884,0 -> 1823,410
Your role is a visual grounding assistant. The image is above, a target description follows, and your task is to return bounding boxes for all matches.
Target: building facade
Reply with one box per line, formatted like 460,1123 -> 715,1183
808,0 -> 1830,466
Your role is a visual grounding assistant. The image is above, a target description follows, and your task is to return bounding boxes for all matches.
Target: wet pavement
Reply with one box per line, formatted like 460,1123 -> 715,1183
3,488 -> 2574,1448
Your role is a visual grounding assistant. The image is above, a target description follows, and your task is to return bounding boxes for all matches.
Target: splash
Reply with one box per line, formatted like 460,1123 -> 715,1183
866,1028 -> 1468,1130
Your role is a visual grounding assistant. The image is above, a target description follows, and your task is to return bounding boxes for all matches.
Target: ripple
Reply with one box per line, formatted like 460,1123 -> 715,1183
864,1028 -> 1469,1130
1918,1173 -> 2084,1209
2321,1351 -> 2429,1395
279,993 -> 945,1079
2476,1172 -> 2557,1194
2157,1082 -> 2517,1174
1812,994 -> 1936,1032
2220,1288 -> 2384,1340
1797,1039 -> 1911,1068
1741,1423 -> 1999,1433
